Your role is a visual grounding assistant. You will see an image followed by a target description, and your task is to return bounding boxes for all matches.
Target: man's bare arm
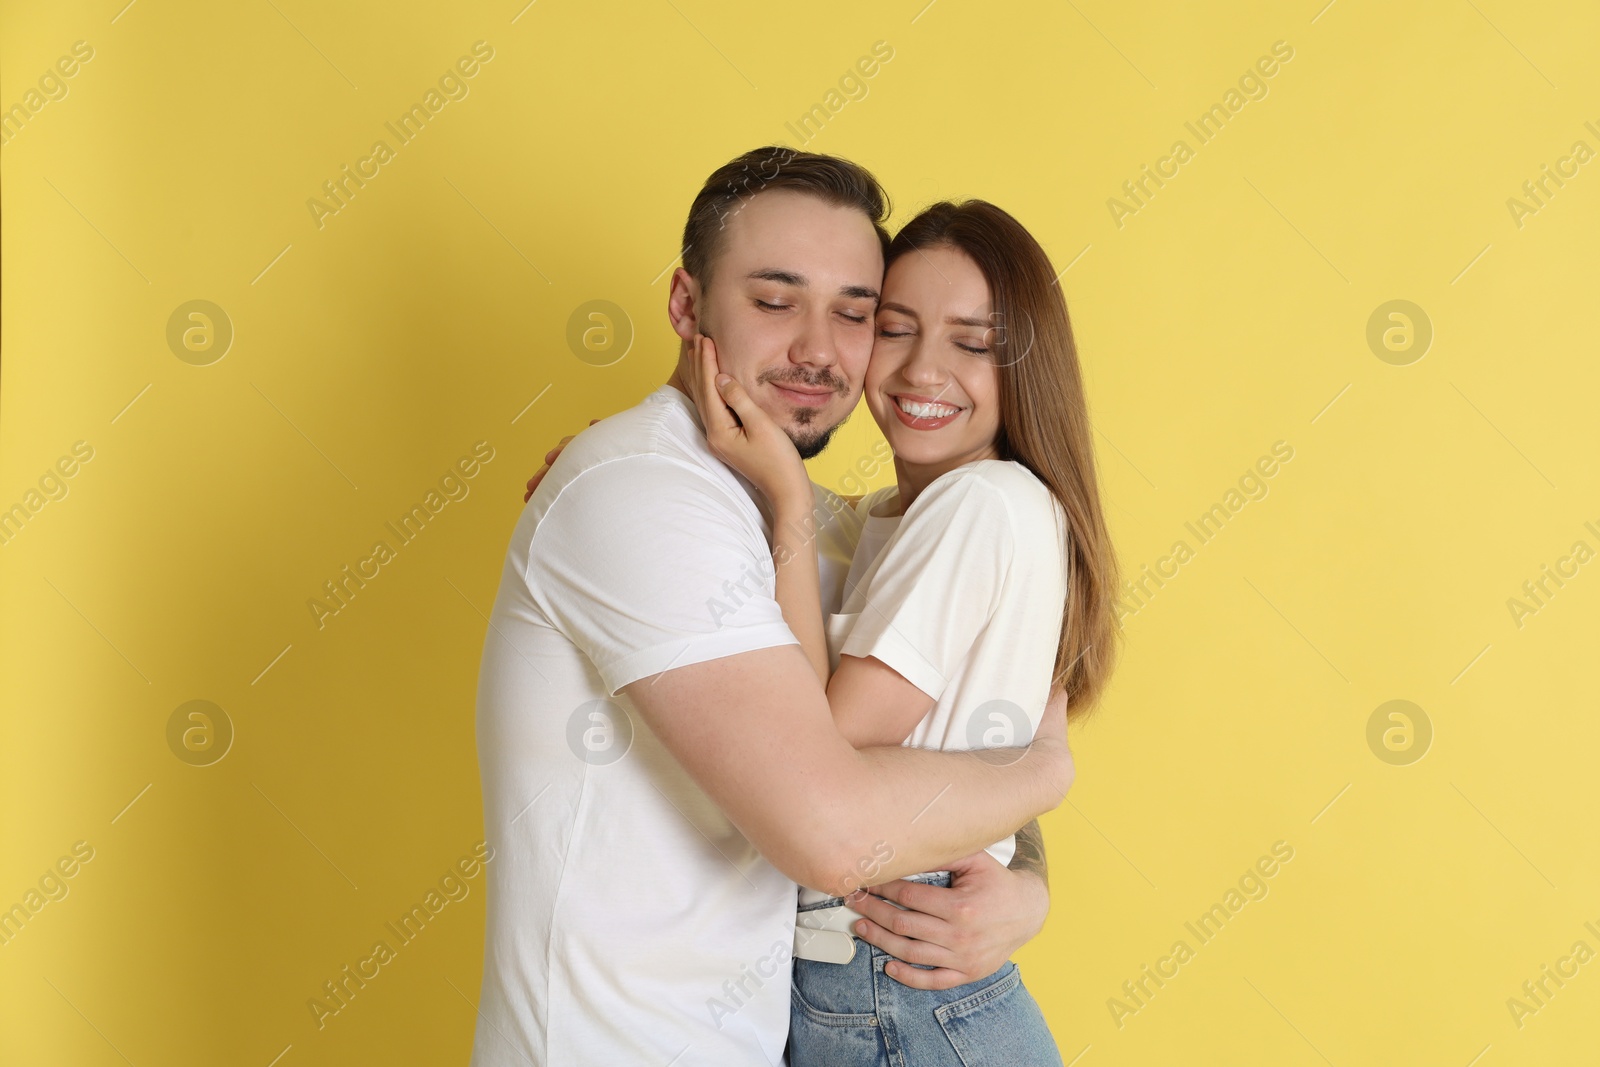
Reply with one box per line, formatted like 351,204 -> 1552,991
623,643 -> 1071,899
847,700 -> 1062,989
1008,818 -> 1048,883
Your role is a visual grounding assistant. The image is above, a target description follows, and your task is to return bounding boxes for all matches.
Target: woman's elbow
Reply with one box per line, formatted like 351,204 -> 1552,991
835,713 -> 911,751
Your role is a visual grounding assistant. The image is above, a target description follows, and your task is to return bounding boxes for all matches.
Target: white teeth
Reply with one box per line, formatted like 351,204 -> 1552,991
895,397 -> 959,419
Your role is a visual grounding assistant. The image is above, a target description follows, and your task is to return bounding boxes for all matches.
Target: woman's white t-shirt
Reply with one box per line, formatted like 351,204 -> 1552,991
798,459 -> 1071,906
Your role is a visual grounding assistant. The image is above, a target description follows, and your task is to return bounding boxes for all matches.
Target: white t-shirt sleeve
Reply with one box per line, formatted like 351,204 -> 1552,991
837,471 -> 1015,702
527,455 -> 797,694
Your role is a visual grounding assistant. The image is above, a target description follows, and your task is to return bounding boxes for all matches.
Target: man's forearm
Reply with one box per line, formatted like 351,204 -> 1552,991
623,645 -> 1071,899
1009,818 -> 1048,882
812,740 -> 1071,897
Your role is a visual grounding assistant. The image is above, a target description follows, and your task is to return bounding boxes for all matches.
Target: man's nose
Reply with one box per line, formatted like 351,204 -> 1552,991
788,306 -> 840,370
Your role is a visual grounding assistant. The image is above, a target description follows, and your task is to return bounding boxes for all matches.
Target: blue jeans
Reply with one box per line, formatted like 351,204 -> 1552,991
789,873 -> 1064,1067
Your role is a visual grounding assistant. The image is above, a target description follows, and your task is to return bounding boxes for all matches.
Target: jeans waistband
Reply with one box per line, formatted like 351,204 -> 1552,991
798,870 -> 952,913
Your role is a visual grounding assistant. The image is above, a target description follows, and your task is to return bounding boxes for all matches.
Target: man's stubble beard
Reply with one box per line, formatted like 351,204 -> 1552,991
699,305 -> 853,461
758,368 -> 854,460
697,295 -> 857,460
788,404 -> 849,460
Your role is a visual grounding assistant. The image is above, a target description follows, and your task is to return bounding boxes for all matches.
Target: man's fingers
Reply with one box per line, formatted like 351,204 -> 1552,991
849,918 -> 955,970
861,877 -> 955,921
849,891 -> 947,944
879,960 -> 975,992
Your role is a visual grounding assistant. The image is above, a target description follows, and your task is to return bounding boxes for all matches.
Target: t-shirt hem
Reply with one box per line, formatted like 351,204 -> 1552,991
599,623 -> 799,695
839,627 -> 948,704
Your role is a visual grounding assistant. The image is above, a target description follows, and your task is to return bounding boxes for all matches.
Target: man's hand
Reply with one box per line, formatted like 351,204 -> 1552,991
847,847 -> 1051,990
523,420 -> 600,502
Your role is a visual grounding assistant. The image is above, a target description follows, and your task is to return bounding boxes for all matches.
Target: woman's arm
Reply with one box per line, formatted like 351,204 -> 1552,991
685,336 -> 831,684
818,469 -> 1031,749
825,654 -> 937,747
771,492 -> 830,687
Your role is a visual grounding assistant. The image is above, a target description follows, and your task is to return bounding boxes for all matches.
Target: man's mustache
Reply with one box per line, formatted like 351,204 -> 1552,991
756,368 -> 850,396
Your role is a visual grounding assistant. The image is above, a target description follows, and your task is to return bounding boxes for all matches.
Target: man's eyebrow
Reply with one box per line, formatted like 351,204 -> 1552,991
747,269 -> 879,302
747,268 -> 806,286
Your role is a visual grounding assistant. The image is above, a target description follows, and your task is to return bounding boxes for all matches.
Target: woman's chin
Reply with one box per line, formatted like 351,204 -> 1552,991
890,442 -> 963,469
870,413 -> 968,469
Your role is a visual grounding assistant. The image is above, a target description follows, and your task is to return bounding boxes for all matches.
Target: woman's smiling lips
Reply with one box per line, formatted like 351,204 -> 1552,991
889,393 -> 963,430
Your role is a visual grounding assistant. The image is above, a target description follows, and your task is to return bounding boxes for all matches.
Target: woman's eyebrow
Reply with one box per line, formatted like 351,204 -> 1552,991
878,302 -> 986,328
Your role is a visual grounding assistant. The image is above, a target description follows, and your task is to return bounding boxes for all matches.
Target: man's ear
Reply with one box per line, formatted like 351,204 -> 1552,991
666,267 -> 703,342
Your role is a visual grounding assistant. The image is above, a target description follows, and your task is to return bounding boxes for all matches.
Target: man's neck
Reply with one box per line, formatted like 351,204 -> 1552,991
664,343 -> 695,399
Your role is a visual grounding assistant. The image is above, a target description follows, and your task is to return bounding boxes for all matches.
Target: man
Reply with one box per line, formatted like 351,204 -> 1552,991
470,146 -> 1071,1067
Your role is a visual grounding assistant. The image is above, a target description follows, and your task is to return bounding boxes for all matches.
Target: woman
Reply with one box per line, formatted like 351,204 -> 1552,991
687,200 -> 1120,1067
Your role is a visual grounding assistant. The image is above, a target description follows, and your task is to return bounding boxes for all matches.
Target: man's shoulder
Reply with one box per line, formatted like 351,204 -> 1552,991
808,481 -> 864,546
855,484 -> 899,517
558,386 -> 702,468
537,387 -> 743,507
808,481 -> 854,520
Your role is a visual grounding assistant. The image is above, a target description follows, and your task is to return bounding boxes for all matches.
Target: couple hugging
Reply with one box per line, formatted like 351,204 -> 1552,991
470,145 -> 1120,1066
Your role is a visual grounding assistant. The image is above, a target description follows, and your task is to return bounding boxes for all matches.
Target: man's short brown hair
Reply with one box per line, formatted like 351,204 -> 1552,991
680,146 -> 892,290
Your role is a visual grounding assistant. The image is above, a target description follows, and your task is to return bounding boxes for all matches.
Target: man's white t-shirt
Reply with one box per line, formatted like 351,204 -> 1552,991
470,384 -> 860,1067
798,460 -> 1071,907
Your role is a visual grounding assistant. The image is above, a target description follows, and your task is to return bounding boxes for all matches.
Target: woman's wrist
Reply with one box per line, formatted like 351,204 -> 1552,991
771,483 -> 818,523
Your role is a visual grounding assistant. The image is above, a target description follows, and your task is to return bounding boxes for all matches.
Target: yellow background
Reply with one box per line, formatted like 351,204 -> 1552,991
3,0 -> 1597,1064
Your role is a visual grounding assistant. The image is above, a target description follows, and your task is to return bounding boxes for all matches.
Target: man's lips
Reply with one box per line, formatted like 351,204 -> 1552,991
770,382 -> 840,408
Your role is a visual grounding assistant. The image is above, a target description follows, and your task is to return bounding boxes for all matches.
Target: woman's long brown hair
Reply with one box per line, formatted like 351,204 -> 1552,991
888,201 -> 1120,721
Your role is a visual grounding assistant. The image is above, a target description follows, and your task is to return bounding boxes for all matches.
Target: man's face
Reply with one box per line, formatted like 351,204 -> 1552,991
690,190 -> 883,458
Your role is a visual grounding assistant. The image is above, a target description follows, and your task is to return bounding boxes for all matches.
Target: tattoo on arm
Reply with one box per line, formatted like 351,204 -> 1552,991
1008,818 -> 1048,882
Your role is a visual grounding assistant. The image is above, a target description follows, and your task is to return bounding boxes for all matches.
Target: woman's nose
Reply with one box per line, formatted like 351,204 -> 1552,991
899,341 -> 947,386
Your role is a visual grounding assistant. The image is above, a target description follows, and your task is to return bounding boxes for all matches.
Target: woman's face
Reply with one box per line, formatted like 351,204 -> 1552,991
865,244 -> 1002,472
